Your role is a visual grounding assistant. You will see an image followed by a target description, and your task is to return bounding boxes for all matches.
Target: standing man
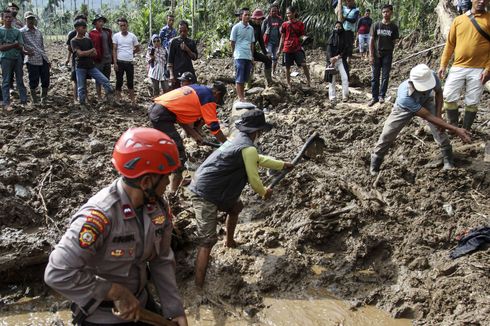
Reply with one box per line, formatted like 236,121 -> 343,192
337,0 -> 359,76
21,11 -> 50,106
262,4 -> 283,75
89,15 -> 113,100
230,8 -> 255,101
277,6 -> 311,89
356,9 -> 372,60
370,64 -> 471,176
7,3 -> 23,29
45,127 -> 188,326
368,4 -> 399,107
148,82 -> 228,193
112,17 -> 140,107
0,9 -> 27,111
189,109 -> 293,288
71,19 -> 114,108
250,9 -> 273,87
439,0 -> 490,131
159,14 -> 177,53
66,14 -> 88,103
168,20 -> 198,89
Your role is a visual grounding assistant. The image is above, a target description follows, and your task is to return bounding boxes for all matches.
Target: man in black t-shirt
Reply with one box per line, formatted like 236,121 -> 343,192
167,20 -> 198,89
368,4 -> 399,107
70,20 -> 113,107
66,14 -> 88,103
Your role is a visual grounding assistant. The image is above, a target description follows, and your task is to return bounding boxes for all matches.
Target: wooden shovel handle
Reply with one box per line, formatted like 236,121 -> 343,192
139,307 -> 178,326
269,131 -> 320,189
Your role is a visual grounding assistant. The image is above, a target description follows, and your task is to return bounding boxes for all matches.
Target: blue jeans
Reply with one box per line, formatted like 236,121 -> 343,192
267,43 -> 279,62
76,67 -> 113,103
371,52 -> 393,100
27,60 -> 50,90
1,57 -> 27,105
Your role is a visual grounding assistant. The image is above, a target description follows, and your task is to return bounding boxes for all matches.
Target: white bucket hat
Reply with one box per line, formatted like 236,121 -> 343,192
409,64 -> 436,92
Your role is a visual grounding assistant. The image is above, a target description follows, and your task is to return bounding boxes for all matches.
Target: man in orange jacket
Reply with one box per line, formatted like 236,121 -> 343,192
148,82 -> 228,192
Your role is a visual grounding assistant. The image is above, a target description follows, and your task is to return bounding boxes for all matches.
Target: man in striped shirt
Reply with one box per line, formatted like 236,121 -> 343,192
20,11 -> 50,105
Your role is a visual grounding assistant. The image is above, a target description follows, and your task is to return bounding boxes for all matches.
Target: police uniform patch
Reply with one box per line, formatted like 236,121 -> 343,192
111,249 -> 125,257
85,216 -> 105,233
90,210 -> 110,225
79,226 -> 98,248
151,215 -> 165,225
122,204 -> 135,218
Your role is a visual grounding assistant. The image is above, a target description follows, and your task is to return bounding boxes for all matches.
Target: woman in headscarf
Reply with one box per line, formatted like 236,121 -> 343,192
146,34 -> 167,96
326,21 -> 349,102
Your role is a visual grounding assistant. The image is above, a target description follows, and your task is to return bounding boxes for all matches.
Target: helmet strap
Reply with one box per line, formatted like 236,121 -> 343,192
142,175 -> 164,206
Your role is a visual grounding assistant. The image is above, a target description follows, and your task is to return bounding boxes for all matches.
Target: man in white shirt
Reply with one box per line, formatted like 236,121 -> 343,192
112,17 -> 140,107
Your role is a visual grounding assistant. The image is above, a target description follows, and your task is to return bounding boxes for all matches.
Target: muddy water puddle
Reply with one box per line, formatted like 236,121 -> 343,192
0,295 -> 411,325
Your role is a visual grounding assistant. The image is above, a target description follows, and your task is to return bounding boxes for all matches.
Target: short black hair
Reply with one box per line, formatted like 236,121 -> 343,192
239,7 -> 250,16
74,19 -> 87,28
74,14 -> 87,21
167,14 -> 175,18
382,4 -> 393,11
365,9 -> 371,13
179,20 -> 189,28
3,9 -> 12,15
117,17 -> 128,24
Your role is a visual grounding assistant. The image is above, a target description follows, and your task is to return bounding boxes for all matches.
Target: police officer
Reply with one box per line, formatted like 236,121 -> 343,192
44,128 -> 188,326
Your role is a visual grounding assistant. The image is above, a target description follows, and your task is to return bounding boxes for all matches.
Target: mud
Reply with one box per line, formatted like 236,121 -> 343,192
0,38 -> 489,326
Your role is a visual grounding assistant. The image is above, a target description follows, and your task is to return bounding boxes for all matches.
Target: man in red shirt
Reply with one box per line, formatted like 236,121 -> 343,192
277,6 -> 311,88
148,82 -> 227,192
89,15 -> 113,100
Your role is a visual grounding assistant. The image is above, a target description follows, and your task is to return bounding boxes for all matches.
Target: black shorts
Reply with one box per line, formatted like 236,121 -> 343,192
284,50 -> 306,67
148,103 -> 187,172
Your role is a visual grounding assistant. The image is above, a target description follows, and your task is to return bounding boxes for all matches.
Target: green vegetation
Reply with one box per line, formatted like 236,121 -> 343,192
9,0 -> 439,48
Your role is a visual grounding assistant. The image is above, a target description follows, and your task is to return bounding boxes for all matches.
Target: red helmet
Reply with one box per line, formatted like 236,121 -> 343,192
112,128 -> 180,178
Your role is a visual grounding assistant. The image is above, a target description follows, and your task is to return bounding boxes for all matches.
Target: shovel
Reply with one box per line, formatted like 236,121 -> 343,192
268,131 -> 324,188
113,305 -> 178,326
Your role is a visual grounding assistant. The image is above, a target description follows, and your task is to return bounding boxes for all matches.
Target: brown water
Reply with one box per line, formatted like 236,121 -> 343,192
0,295 -> 411,326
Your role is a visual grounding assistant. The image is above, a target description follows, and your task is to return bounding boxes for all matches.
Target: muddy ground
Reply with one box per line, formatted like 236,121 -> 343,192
0,36 -> 489,326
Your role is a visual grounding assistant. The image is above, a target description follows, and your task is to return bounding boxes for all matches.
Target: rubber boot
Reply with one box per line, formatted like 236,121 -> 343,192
30,88 -> 40,104
462,110 -> 477,131
369,154 -> 384,176
445,108 -> 459,127
264,68 -> 273,87
41,87 -> 48,105
442,147 -> 455,170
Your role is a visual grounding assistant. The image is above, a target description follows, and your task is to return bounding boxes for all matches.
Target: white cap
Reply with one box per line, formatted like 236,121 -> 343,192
409,64 -> 436,92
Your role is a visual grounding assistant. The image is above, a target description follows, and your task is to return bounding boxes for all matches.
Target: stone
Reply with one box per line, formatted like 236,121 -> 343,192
89,140 -> 105,154
14,184 -> 30,198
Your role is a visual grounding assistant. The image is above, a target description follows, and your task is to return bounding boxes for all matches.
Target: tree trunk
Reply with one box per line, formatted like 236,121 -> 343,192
436,0 -> 456,39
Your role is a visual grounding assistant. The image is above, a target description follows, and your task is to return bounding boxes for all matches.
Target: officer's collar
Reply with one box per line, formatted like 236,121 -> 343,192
116,178 -> 160,219
116,178 -> 137,220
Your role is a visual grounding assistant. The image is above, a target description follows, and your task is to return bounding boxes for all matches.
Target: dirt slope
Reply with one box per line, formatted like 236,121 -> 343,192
0,40 -> 489,326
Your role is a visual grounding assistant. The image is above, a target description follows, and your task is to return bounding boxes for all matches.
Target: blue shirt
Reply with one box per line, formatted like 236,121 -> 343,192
342,6 -> 360,32
0,26 -> 23,59
159,25 -> 177,51
230,22 -> 255,60
396,72 -> 442,113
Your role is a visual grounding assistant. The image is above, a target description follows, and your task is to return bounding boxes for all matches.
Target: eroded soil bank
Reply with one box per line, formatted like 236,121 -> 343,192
0,39 -> 489,325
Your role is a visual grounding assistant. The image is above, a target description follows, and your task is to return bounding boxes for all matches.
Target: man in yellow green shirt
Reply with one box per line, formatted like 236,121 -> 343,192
438,0 -> 490,130
188,109 -> 293,288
